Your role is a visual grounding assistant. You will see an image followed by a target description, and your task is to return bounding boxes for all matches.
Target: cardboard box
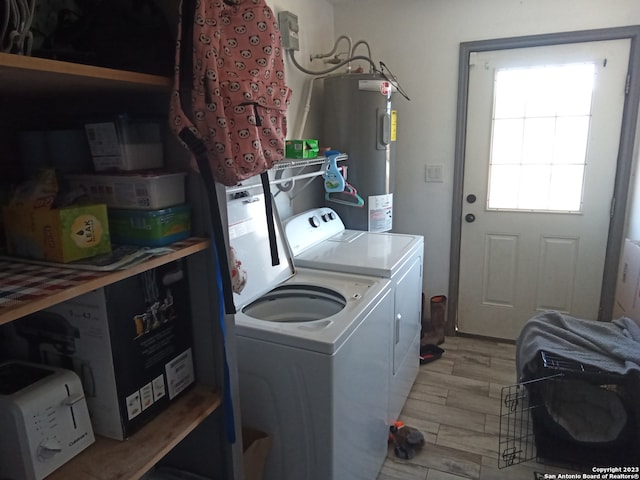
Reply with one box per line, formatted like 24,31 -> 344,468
2,203 -> 111,263
613,300 -> 626,320
285,139 -> 319,159
243,428 -> 271,480
85,116 -> 163,171
6,260 -> 195,440
108,205 -> 191,247
615,239 -> 640,320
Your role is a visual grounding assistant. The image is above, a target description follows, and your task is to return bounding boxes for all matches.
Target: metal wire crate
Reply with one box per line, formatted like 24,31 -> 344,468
498,376 -> 559,468
499,350 -> 640,470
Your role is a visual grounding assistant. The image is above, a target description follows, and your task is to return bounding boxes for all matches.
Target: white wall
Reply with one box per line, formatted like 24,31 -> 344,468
321,0 -> 640,301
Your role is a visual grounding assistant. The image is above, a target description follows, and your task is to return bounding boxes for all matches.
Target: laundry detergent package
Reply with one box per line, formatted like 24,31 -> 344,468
285,139 -> 319,159
4,260 -> 195,440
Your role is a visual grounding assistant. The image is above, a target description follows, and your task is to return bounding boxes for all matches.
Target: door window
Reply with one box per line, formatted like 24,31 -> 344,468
488,63 -> 596,212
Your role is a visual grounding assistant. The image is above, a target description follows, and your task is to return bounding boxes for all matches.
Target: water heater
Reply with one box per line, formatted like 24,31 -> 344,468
322,73 -> 396,232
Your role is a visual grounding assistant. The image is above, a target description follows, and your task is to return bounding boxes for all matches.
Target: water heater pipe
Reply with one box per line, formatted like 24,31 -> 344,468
350,40 -> 374,73
310,35 -> 353,62
294,75 -> 324,139
288,49 -> 376,76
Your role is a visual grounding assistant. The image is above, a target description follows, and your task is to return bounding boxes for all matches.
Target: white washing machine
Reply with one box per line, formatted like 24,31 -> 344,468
228,194 -> 393,480
284,207 -> 424,422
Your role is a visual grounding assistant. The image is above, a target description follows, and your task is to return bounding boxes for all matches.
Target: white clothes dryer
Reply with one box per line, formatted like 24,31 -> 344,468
284,207 -> 424,422
228,195 -> 392,480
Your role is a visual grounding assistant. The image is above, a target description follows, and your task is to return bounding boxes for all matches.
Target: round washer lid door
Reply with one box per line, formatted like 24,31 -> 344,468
242,285 -> 346,322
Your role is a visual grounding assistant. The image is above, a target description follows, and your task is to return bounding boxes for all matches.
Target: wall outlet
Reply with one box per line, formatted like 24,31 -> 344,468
278,11 -> 300,51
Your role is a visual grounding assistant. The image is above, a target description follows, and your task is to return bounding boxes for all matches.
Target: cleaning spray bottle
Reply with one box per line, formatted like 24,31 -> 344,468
323,150 -> 345,193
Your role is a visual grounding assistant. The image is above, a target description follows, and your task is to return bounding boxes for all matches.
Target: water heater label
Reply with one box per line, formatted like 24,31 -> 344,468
368,193 -> 393,233
359,80 -> 397,93
391,110 -> 397,141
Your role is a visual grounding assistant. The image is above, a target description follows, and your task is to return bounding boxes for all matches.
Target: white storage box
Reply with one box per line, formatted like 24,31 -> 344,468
85,116 -> 163,171
66,172 -> 187,210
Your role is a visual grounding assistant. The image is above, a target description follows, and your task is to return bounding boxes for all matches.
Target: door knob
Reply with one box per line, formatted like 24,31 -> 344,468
466,194 -> 477,204
465,213 -> 476,223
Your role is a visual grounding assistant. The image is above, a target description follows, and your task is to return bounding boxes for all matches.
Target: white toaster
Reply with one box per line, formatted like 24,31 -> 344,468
0,360 -> 95,480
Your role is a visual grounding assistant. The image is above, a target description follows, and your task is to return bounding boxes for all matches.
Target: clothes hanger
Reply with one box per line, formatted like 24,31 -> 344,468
325,181 -> 364,207
321,152 -> 364,207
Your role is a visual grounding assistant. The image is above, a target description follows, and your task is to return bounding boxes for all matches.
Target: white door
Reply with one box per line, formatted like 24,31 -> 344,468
458,39 -> 630,340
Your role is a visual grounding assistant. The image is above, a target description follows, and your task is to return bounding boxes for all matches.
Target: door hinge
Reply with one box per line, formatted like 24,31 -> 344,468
626,74 -> 631,95
611,196 -> 616,217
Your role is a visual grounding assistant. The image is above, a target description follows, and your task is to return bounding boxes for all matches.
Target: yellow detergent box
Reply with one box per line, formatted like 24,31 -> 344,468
285,139 -> 319,159
2,203 -> 111,263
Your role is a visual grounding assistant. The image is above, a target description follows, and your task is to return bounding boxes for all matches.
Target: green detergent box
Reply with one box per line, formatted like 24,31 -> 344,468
285,139 -> 319,159
108,204 -> 191,247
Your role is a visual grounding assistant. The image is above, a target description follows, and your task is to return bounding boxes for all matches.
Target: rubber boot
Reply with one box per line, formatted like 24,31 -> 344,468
420,293 -> 435,345
420,293 -> 429,341
421,295 -> 447,345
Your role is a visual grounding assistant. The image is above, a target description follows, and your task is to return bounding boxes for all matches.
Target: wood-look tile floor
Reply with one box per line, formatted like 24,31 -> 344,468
377,335 -> 582,480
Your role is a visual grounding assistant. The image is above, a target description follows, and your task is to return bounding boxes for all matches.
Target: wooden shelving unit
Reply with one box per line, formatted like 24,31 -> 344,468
0,51 -> 227,480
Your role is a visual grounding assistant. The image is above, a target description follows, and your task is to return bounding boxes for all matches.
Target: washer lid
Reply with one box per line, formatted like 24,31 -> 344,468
294,230 -> 423,277
227,193 -> 295,309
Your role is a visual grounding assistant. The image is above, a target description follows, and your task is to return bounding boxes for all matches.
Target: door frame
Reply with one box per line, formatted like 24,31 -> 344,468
449,26 -> 640,335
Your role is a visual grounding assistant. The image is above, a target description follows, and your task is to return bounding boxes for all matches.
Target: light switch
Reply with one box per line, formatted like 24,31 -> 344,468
425,164 -> 444,183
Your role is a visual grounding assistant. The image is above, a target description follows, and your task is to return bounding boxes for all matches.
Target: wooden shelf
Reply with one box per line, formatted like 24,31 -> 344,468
1,50 -> 227,480
47,384 -> 222,480
0,237 -> 210,326
0,52 -> 173,95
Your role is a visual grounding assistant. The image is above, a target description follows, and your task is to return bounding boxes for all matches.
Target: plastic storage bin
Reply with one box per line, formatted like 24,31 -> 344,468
85,116 -> 163,171
66,172 -> 187,210
108,205 -> 192,247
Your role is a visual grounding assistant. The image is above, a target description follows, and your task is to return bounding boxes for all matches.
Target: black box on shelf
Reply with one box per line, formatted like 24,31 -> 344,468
5,260 -> 195,440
